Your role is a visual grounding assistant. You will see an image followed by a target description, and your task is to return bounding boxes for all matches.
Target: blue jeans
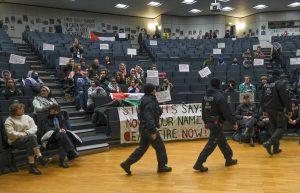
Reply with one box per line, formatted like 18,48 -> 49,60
76,91 -> 85,109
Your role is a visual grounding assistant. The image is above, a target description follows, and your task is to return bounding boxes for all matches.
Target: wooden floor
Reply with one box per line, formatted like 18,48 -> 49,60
0,139 -> 300,193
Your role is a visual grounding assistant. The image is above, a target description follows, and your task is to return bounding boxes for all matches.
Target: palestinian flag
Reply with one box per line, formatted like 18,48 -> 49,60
110,93 -> 144,106
89,31 -> 116,41
89,31 -> 100,41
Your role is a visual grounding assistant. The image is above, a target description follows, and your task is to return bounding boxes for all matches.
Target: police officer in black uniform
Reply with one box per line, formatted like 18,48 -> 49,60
261,70 -> 292,155
120,83 -> 172,175
193,78 -> 237,172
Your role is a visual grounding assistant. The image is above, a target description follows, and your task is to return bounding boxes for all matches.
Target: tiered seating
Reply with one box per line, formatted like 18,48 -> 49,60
22,31 -> 134,68
0,29 -> 19,54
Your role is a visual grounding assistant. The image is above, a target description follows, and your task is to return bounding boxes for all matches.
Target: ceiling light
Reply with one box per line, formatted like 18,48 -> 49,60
147,1 -> 162,7
218,0 -> 230,2
115,4 -> 129,9
182,0 -> 197,5
222,6 -> 234,11
288,2 -> 300,7
189,9 -> 202,13
253,4 -> 268,9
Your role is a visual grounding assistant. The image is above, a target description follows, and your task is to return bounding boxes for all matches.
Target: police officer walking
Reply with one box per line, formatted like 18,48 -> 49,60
194,78 -> 237,172
120,83 -> 172,175
261,70 -> 292,155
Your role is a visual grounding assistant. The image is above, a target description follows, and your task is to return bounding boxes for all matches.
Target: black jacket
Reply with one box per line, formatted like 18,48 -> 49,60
1,88 -> 23,100
261,79 -> 292,112
138,94 -> 162,134
235,103 -> 257,120
202,88 -> 233,124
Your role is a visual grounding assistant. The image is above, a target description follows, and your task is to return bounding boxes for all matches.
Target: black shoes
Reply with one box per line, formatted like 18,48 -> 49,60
157,165 -> 172,173
263,142 -> 273,156
250,138 -> 255,147
37,156 -> 52,166
120,162 -> 132,175
273,149 -> 282,155
28,164 -> 42,175
193,164 -> 208,172
59,161 -> 70,168
225,159 -> 238,167
67,150 -> 80,161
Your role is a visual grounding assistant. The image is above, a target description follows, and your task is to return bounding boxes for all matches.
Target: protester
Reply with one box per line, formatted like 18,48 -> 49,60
24,70 -> 43,93
1,79 -> 23,100
70,38 -> 83,59
87,80 -> 107,111
239,76 -> 256,93
33,86 -> 58,113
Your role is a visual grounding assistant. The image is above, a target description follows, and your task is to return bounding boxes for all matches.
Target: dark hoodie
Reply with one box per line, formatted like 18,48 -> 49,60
138,94 -> 163,134
202,88 -> 233,124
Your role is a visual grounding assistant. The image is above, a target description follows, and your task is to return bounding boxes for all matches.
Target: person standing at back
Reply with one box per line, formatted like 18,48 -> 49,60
193,78 -> 237,172
261,70 -> 292,155
120,83 -> 172,175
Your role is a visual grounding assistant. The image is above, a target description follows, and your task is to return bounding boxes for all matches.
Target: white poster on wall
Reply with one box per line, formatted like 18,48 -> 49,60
179,64 -> 190,72
213,49 -> 221,55
9,54 -> 26,64
127,48 -> 137,56
100,44 -> 109,50
218,43 -> 225,49
198,67 -> 211,78
118,103 -> 208,144
290,58 -> 300,65
150,40 -> 158,46
253,59 -> 264,66
59,57 -> 72,66
43,43 -> 55,51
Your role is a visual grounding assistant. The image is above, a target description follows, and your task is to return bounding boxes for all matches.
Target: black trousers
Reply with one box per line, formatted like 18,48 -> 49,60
11,135 -> 39,156
194,122 -> 233,167
239,117 -> 257,138
267,111 -> 287,151
124,129 -> 168,168
49,132 -> 75,162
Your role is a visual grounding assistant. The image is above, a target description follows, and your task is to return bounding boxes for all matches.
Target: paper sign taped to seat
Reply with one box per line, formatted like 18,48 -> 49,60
9,54 -> 26,64
179,64 -> 189,72
43,43 -> 55,51
127,48 -> 137,56
198,67 -> 211,78
100,44 -> 109,50
253,58 -> 264,66
213,49 -> 221,55
59,57 -> 72,66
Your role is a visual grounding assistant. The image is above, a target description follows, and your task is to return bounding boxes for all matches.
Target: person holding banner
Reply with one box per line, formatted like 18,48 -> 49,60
261,70 -> 292,155
193,78 -> 237,172
120,83 -> 172,175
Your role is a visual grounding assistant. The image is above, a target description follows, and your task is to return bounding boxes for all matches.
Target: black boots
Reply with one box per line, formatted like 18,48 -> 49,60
28,164 -> 41,175
37,156 -> 52,166
120,162 -> 132,175
250,138 -> 255,147
263,141 -> 273,156
67,150 -> 79,161
273,149 -> 282,155
193,164 -> 208,172
59,161 -> 70,168
225,159 -> 238,167
157,165 -> 172,173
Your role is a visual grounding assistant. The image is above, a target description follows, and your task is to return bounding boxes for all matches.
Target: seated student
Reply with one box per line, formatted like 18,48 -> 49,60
159,79 -> 174,92
87,80 -> 107,111
1,79 -> 23,100
68,64 -> 84,80
235,94 -> 257,146
224,79 -> 237,93
216,57 -> 227,66
108,78 -> 121,93
79,58 -> 88,71
24,70 -> 44,93
254,46 -> 265,59
33,86 -> 58,113
0,70 -> 13,86
89,58 -> 101,79
242,48 -> 253,68
61,59 -> 75,82
5,102 -> 51,175
257,75 -> 268,92
117,63 -> 128,83
287,99 -> 300,134
104,56 -> 114,72
75,72 -> 91,112
203,54 -> 214,68
115,72 -> 127,85
128,80 -> 141,93
239,76 -> 256,93
98,69 -> 110,92
231,57 -> 239,66
70,38 -> 83,59
40,104 -> 80,168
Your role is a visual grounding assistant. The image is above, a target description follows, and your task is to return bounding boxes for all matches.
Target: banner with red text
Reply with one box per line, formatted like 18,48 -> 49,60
118,103 -> 209,144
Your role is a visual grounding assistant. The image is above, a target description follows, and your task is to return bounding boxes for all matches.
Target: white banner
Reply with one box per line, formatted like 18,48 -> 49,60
59,57 -> 72,66
198,67 -> 211,78
150,40 -> 158,46
290,58 -> 300,65
218,43 -> 225,49
156,90 -> 171,103
118,103 -> 208,144
43,43 -> 55,51
296,49 -> 300,57
100,44 -> 109,50
118,33 -> 126,39
100,37 -> 115,41
253,58 -> 264,66
127,48 -> 137,56
9,54 -> 26,64
213,49 -> 221,55
179,64 -> 190,72
147,70 -> 159,77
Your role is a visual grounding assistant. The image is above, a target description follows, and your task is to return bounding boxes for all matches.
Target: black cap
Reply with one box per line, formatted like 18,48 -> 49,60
210,78 -> 221,89
143,83 -> 156,95
272,69 -> 280,77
